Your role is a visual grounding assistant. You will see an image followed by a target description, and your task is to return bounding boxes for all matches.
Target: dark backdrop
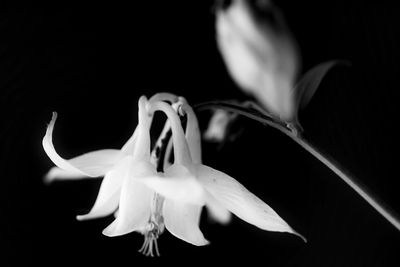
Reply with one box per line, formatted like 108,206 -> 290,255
1,1 -> 399,266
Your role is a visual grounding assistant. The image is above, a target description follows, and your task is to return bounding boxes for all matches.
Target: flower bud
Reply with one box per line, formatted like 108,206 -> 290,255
216,0 -> 300,121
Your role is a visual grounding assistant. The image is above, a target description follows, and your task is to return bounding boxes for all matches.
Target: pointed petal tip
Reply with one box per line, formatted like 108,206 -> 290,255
292,229 -> 307,243
199,239 -> 211,246
102,227 -> 130,238
43,167 -> 60,184
101,220 -> 132,237
190,238 -> 210,247
43,173 -> 54,185
281,225 -> 307,243
102,225 -> 116,237
102,229 -> 112,237
76,215 -> 90,221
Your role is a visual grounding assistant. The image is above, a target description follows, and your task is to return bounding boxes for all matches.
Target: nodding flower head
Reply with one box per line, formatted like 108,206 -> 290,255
42,93 -> 305,257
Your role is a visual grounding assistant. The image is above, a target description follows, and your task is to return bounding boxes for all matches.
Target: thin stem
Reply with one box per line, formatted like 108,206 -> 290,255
293,136 -> 400,231
195,101 -> 400,231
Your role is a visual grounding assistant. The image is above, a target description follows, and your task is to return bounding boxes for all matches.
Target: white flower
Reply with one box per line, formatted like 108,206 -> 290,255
139,96 -> 304,241
43,93 -> 304,257
216,0 -> 299,121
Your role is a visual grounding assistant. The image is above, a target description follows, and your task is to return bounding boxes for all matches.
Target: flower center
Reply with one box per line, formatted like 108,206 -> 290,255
139,193 -> 165,257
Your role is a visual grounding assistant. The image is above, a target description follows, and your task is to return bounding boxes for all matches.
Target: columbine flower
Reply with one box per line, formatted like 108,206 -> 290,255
215,0 -> 299,121
44,96 -> 165,256
138,95 -> 305,242
43,93 -> 304,257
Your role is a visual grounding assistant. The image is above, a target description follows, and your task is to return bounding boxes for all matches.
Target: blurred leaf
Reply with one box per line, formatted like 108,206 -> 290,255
295,60 -> 351,110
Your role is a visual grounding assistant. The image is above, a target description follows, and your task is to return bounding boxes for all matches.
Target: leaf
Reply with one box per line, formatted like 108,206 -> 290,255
294,60 -> 351,110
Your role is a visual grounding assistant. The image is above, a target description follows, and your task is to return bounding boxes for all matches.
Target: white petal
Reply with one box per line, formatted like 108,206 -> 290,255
44,167 -> 86,184
43,112 -> 123,178
148,101 -> 192,165
149,92 -> 178,103
163,138 -> 173,169
120,126 -> 138,155
196,165 -> 301,237
102,161 -> 155,237
68,150 -> 123,175
182,101 -> 202,164
139,164 -> 205,205
77,157 -> 132,221
163,200 -> 209,246
205,192 -> 232,225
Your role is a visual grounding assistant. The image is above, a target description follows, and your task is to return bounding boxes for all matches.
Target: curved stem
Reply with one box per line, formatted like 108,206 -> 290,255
195,101 -> 400,231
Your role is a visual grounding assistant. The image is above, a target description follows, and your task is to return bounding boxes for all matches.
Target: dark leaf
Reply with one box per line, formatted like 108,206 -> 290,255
294,60 -> 351,110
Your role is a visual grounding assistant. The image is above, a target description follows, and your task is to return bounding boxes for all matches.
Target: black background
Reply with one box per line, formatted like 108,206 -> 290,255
1,1 -> 399,266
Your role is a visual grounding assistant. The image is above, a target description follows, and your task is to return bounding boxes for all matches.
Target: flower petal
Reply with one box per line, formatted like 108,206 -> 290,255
205,192 -> 232,225
148,101 -> 192,165
120,126 -> 138,155
77,156 -> 132,221
139,164 -> 205,205
44,167 -> 87,184
196,165 -> 302,237
163,200 -> 209,246
43,112 -> 123,178
132,96 -> 152,161
102,161 -> 155,237
180,100 -> 202,164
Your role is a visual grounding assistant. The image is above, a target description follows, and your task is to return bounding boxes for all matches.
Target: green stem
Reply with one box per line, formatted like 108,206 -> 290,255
195,101 -> 400,231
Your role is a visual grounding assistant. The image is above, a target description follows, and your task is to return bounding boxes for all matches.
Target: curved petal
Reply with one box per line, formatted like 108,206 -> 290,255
120,126 -> 137,155
149,92 -> 179,104
148,101 -> 192,165
43,112 -> 123,178
180,100 -> 202,164
163,200 -> 209,246
132,96 -> 152,161
205,192 -> 232,225
196,165 -> 303,238
102,161 -> 155,237
163,137 -> 173,169
44,167 -> 87,184
77,157 -> 132,221
138,164 -> 206,205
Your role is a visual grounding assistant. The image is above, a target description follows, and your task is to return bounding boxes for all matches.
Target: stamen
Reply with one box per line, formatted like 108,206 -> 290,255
139,232 -> 160,257
139,221 -> 163,257
139,193 -> 165,257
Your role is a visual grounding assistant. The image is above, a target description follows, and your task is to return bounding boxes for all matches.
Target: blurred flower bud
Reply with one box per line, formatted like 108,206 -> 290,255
204,109 -> 236,142
216,0 -> 300,122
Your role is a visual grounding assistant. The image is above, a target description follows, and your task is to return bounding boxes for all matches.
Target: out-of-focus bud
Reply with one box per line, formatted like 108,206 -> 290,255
204,109 -> 236,142
216,0 -> 300,122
